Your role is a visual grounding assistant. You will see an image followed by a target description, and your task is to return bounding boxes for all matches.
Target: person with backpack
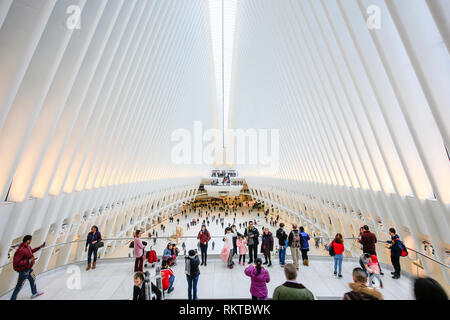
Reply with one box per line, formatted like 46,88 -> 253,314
261,228 -> 274,267
197,225 -> 211,266
276,223 -> 288,267
299,226 -> 310,266
244,258 -> 271,300
85,225 -> 102,271
185,250 -> 200,300
330,233 -> 344,278
386,228 -> 404,279
288,224 -> 301,270
244,221 -> 259,264
11,235 -> 45,300
343,268 -> 383,300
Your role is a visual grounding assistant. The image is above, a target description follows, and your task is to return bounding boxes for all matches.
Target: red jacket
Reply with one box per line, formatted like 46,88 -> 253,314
330,241 -> 345,255
13,244 -> 41,272
161,268 -> 174,290
197,230 -> 211,244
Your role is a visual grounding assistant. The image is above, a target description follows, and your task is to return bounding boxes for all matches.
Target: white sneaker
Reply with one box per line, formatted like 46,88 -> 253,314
31,292 -> 44,299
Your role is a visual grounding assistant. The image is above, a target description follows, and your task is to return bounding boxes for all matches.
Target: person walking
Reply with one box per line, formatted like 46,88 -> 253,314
343,268 -> 383,300
244,221 -> 259,264
330,233 -> 345,278
134,230 -> 145,272
272,264 -> 315,300
276,223 -> 288,267
185,250 -> 200,300
10,235 -> 45,300
299,226 -> 310,266
85,225 -> 102,270
244,258 -> 270,300
288,224 -> 301,270
367,255 -> 383,288
261,228 -> 274,267
197,225 -> 211,266
386,228 -> 402,279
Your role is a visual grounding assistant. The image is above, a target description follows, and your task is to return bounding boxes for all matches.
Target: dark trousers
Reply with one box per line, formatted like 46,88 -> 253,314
186,275 -> 199,300
200,243 -> 208,264
248,245 -> 258,263
264,253 -> 271,264
135,256 -> 144,272
391,255 -> 401,276
10,269 -> 37,300
300,249 -> 309,261
87,246 -> 98,264
239,254 -> 246,263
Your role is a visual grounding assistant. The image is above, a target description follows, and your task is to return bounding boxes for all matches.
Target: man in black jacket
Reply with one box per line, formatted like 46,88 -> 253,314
276,223 -> 288,266
244,221 -> 259,264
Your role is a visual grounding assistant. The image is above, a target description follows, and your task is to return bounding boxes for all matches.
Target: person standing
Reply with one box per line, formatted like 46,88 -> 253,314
261,228 -> 274,267
134,230 -> 145,272
386,228 -> 402,279
288,224 -> 301,270
223,227 -> 235,268
85,225 -> 102,270
276,223 -> 288,267
231,225 -> 239,256
11,235 -> 45,300
272,264 -> 315,300
299,226 -> 310,266
330,233 -> 345,278
244,258 -> 270,300
185,250 -> 200,300
244,221 -> 259,264
237,235 -> 248,265
358,225 -> 383,275
197,225 -> 211,266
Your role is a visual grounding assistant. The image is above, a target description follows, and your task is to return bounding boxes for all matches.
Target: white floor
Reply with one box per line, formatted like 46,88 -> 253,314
1,207 -> 416,300
0,257 -> 415,300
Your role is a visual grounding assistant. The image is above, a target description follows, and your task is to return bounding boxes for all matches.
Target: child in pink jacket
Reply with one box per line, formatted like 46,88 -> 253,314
368,255 -> 383,288
237,235 -> 248,265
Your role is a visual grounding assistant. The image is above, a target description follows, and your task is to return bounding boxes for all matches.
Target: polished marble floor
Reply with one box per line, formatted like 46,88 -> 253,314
1,207 -> 416,300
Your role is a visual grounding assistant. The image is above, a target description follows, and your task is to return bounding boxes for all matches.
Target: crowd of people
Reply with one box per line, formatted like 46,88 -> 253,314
8,197 -> 448,301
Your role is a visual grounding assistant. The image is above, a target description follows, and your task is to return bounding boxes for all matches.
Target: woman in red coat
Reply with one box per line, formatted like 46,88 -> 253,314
330,233 -> 345,278
197,225 -> 211,266
260,228 -> 274,267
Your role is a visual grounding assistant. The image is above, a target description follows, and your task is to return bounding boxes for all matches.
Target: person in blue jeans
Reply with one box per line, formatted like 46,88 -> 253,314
11,235 -> 45,300
85,225 -> 102,270
276,223 -> 288,266
185,250 -> 200,300
330,233 -> 345,278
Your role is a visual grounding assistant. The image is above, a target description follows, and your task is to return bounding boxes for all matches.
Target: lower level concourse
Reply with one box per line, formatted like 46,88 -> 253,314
0,201 -> 417,300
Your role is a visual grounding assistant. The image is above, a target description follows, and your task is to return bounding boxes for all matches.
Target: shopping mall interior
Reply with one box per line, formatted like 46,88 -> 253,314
0,0 -> 448,301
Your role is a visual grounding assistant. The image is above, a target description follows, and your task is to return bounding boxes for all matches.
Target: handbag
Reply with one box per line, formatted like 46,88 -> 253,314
94,241 -> 104,249
328,241 -> 335,256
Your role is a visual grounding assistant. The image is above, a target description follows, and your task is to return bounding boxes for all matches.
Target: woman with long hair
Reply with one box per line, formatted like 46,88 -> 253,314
197,225 -> 211,266
244,258 -> 270,300
330,233 -> 345,278
133,230 -> 145,272
85,225 -> 102,271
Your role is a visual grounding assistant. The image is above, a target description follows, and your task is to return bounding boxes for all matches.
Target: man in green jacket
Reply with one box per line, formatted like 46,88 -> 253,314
272,264 -> 315,300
